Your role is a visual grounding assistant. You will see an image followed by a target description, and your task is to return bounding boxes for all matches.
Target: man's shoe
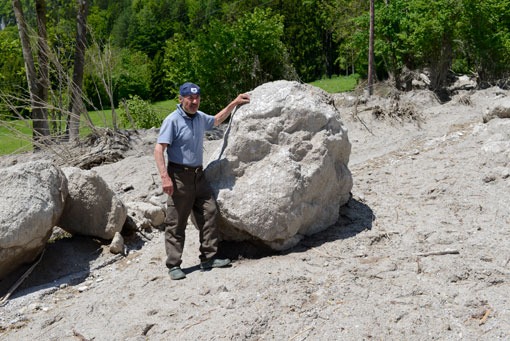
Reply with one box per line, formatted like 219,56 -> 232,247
200,258 -> 231,270
168,266 -> 186,280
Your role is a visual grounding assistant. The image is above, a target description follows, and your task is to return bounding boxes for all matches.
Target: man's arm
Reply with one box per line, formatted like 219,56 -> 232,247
154,143 -> 174,195
214,93 -> 250,126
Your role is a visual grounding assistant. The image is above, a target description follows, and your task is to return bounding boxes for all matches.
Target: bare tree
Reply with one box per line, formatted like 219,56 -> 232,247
367,0 -> 375,96
12,0 -> 50,148
88,39 -> 118,132
68,0 -> 89,141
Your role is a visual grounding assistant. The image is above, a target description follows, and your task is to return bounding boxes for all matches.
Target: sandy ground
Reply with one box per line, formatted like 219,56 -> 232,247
0,88 -> 509,340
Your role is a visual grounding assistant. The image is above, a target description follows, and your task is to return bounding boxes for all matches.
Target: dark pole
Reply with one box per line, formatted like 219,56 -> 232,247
368,0 -> 375,96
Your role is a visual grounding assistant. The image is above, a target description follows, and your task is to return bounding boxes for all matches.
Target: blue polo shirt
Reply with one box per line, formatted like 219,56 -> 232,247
157,104 -> 215,167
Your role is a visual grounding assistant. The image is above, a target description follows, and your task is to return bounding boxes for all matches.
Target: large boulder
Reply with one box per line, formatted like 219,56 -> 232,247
205,80 -> 353,250
58,167 -> 127,240
0,161 -> 67,279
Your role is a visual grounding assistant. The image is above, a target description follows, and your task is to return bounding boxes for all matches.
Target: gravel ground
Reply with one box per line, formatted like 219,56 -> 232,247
1,87 -> 509,340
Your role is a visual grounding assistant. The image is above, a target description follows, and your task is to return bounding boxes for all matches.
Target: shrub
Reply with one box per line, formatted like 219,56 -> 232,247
119,95 -> 162,129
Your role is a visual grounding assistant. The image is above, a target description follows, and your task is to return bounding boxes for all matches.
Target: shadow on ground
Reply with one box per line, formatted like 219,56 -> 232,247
0,232 -> 146,300
219,197 -> 374,260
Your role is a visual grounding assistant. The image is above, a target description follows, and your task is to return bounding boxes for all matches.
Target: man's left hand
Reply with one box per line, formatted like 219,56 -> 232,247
233,93 -> 250,106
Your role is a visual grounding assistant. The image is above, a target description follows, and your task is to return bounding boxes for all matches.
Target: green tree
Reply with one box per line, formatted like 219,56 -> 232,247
460,0 -> 510,84
164,8 -> 295,113
0,25 -> 26,119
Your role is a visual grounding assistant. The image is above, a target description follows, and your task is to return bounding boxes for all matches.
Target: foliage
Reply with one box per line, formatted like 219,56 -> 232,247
459,0 -> 510,83
338,0 -> 461,90
164,8 -> 295,113
0,26 -> 26,119
83,46 -> 152,110
118,95 -> 161,129
109,0 -> 187,57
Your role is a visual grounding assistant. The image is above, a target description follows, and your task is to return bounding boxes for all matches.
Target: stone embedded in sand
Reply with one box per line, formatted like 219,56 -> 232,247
0,161 -> 68,279
125,201 -> 165,228
205,80 -> 353,250
483,96 -> 510,123
58,167 -> 127,240
109,232 -> 124,254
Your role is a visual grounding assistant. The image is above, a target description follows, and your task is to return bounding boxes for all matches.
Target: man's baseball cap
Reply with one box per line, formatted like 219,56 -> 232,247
179,82 -> 200,96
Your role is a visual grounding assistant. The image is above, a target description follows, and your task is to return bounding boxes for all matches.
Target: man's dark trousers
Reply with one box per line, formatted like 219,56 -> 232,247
164,163 -> 219,268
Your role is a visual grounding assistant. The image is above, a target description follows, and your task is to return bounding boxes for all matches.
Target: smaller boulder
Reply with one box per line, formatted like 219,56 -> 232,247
58,167 -> 127,240
483,97 -> 510,123
109,232 -> 124,254
125,201 -> 165,229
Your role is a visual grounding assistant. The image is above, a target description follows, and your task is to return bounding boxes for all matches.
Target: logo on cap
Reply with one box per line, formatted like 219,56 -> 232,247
191,87 -> 198,94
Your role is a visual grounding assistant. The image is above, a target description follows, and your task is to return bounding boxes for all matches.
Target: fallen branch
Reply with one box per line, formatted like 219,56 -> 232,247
0,248 -> 46,307
182,317 -> 210,332
416,249 -> 459,257
479,309 -> 491,325
288,326 -> 314,341
137,230 -> 153,241
90,253 -> 123,272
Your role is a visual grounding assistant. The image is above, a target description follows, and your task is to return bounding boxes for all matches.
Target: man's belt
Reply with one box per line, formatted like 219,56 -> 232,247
168,161 -> 203,173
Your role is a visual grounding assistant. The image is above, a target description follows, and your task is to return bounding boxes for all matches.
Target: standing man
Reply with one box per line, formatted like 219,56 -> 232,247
154,82 -> 250,280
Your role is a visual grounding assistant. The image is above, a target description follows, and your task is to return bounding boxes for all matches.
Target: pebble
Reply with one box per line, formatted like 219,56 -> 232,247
78,286 -> 89,292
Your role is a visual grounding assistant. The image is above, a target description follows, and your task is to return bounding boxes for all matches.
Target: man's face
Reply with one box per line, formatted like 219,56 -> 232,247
179,94 -> 200,114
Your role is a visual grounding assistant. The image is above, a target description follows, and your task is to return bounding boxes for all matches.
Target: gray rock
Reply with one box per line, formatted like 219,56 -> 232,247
0,161 -> 67,279
109,232 -> 124,254
125,201 -> 165,228
483,96 -> 510,123
205,80 -> 352,250
58,167 -> 127,240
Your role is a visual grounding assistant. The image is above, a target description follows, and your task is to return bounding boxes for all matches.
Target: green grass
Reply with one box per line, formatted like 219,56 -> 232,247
308,74 -> 360,93
0,119 -> 32,154
0,98 -> 179,155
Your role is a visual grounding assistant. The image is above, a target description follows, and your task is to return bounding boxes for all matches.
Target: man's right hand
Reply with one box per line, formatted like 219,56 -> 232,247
162,176 -> 174,196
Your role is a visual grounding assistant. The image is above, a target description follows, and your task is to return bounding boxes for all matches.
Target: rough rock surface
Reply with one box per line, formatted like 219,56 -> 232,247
0,161 -> 67,279
205,80 -> 352,250
483,96 -> 510,122
125,201 -> 165,229
58,167 -> 127,240
109,232 -> 124,254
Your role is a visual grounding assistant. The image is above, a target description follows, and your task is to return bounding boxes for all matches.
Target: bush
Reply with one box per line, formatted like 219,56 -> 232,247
119,95 -> 162,129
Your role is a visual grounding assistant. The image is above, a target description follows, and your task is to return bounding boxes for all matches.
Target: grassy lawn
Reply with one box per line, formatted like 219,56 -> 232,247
308,73 -> 360,93
0,120 -> 33,154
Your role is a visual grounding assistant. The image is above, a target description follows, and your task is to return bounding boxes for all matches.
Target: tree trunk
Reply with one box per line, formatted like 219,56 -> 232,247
35,0 -> 50,137
69,0 -> 89,141
368,0 -> 375,96
12,0 -> 50,147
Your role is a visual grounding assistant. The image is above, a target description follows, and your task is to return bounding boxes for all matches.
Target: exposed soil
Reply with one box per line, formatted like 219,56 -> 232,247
0,87 -> 509,340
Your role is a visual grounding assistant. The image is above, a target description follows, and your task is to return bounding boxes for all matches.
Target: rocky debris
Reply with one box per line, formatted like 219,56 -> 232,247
448,75 -> 477,91
205,80 -> 352,250
483,96 -> 510,123
109,232 -> 124,254
400,89 -> 440,108
58,167 -> 127,240
64,129 -> 131,170
0,161 -> 67,279
125,201 -> 165,230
